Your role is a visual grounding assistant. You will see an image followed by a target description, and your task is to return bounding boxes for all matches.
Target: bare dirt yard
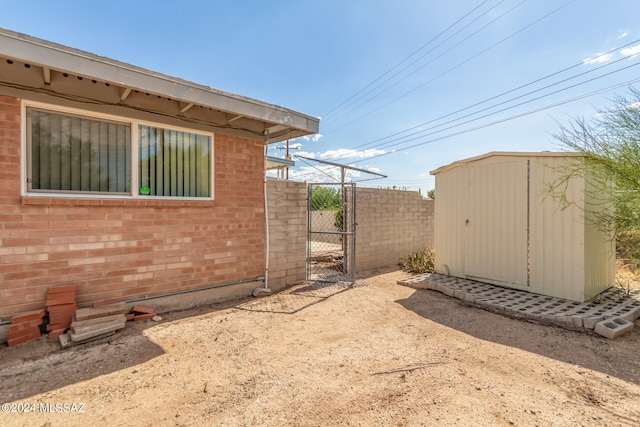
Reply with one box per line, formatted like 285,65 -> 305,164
1,268 -> 639,426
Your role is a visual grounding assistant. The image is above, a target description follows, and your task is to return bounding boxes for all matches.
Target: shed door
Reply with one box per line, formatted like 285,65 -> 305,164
464,159 -> 529,287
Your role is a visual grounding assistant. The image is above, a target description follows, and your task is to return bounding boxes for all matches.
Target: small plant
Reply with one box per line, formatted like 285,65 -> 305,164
399,247 -> 436,274
615,277 -> 632,301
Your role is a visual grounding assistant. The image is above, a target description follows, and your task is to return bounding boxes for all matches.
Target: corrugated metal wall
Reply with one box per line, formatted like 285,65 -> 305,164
432,152 -> 614,302
434,167 -> 465,277
528,156 -> 586,301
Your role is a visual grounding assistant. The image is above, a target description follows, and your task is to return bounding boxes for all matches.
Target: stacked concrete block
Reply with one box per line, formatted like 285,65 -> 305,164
267,180 -> 308,291
398,273 -> 640,339
355,188 -> 434,271
594,317 -> 634,339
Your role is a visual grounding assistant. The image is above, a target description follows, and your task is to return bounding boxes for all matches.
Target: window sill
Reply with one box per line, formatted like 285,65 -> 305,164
21,195 -> 216,208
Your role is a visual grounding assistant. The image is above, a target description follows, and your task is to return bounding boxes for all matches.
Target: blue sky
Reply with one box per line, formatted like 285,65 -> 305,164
2,0 -> 640,194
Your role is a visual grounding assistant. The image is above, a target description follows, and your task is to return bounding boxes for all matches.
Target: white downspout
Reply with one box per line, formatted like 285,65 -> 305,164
253,134 -> 272,297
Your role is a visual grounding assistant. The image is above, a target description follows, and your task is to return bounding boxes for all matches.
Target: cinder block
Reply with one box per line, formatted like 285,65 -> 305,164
452,290 -> 467,300
438,284 -> 456,297
582,316 -> 603,330
594,317 -> 634,339
463,293 -> 477,303
554,315 -> 578,329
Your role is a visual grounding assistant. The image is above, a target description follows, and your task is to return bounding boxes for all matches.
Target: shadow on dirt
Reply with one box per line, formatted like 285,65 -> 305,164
235,281 -> 356,314
396,288 -> 640,386
0,322 -> 168,403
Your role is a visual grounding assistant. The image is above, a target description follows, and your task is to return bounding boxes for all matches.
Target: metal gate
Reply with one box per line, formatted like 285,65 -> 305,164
307,182 -> 356,283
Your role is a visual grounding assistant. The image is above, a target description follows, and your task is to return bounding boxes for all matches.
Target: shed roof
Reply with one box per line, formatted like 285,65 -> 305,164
430,151 -> 581,175
0,27 -> 319,143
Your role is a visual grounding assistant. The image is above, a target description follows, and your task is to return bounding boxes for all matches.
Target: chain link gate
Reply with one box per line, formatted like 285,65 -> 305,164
307,183 -> 356,284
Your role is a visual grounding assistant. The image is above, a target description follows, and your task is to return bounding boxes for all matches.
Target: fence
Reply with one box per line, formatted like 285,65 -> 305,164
267,180 -> 434,288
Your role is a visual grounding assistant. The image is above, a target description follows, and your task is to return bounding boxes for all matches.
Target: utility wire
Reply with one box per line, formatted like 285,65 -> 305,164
290,60 -> 640,181
321,0 -> 492,121
291,156 -> 341,183
349,76 -> 640,164
324,0 -> 573,135
360,53 -> 640,152
350,37 -> 640,150
323,0 -> 528,130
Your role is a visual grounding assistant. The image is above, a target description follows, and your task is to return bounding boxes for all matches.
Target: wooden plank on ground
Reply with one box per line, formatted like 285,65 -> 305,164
75,304 -> 129,321
59,331 -> 116,349
71,313 -> 126,328
70,316 -> 126,335
69,322 -> 126,342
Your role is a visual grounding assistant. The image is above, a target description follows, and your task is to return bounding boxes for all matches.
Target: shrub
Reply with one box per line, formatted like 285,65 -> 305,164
399,247 -> 436,274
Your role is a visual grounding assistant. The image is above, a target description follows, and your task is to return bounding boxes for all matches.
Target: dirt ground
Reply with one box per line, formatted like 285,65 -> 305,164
1,268 -> 639,426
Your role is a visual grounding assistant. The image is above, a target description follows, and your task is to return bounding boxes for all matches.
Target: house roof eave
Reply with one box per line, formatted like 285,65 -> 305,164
0,27 -> 320,143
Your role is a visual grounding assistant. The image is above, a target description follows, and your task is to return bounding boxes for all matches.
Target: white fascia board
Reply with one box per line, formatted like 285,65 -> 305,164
0,28 -> 319,135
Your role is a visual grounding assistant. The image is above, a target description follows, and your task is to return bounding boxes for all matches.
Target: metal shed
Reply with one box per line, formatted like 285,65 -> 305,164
430,151 -> 615,302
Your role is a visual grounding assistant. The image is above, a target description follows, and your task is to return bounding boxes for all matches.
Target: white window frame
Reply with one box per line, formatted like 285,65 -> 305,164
21,101 -> 215,201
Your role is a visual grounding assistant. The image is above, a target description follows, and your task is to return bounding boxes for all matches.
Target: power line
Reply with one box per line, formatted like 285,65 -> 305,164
322,0 -> 526,130
320,0 -> 498,122
359,53 -> 640,152
350,76 -> 640,164
350,37 -> 640,150
291,67 -> 640,181
323,0 -> 574,136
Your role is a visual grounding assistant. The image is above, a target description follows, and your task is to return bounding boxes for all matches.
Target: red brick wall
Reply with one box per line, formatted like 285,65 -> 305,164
0,95 -> 266,319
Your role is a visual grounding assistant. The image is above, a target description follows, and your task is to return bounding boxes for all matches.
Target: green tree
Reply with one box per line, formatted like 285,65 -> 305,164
310,185 -> 342,211
427,189 -> 435,199
553,87 -> 640,264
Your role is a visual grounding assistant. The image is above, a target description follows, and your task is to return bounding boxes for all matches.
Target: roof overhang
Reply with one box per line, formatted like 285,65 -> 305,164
265,156 -> 295,170
0,27 -> 319,143
430,151 -> 583,175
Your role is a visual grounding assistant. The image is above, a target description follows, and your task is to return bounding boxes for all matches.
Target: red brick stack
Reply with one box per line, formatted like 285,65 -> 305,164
129,306 -> 156,321
45,284 -> 77,339
6,309 -> 46,347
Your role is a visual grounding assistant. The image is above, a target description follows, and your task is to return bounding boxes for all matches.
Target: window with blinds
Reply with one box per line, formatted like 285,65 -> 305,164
29,109 -> 131,193
139,125 -> 211,198
26,105 -> 213,199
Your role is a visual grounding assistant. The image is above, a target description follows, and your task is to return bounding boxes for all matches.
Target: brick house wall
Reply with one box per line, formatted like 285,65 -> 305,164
0,95 -> 266,320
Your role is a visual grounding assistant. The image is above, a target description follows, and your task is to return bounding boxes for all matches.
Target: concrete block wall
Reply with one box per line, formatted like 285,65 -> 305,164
355,188 -> 434,271
266,180 -> 307,291
0,95 -> 266,321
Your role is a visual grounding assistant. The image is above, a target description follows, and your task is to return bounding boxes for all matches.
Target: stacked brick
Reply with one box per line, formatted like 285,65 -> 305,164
46,285 -> 77,339
6,309 -> 45,347
129,305 -> 157,321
